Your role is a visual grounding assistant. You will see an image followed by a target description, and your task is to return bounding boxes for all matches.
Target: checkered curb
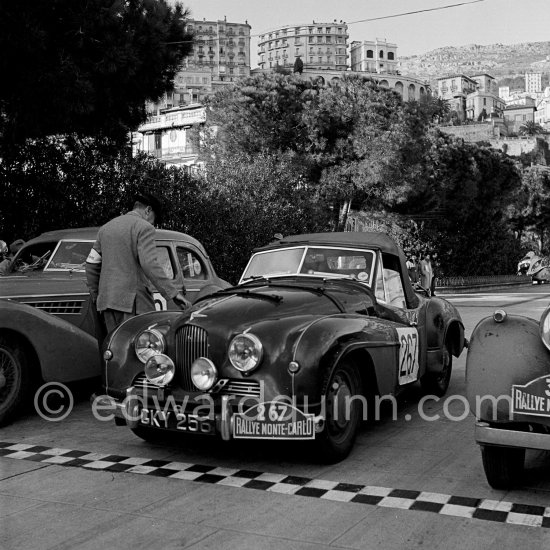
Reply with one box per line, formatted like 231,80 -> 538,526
1,441 -> 549,528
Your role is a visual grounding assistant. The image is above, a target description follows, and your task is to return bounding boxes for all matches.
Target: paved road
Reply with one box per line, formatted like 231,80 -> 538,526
2,286 -> 550,549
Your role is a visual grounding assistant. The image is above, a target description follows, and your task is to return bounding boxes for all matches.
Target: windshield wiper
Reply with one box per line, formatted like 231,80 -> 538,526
213,288 -> 283,303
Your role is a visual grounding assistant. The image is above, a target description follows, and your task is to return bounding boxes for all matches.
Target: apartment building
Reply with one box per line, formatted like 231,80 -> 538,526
183,18 -> 252,83
350,39 -> 398,74
133,104 -> 206,167
525,72 -> 542,94
438,73 -> 504,121
258,22 -> 349,71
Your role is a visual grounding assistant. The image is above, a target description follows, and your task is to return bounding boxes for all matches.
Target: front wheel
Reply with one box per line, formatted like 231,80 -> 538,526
0,335 -> 31,426
481,444 -> 525,489
316,359 -> 362,463
421,339 -> 452,397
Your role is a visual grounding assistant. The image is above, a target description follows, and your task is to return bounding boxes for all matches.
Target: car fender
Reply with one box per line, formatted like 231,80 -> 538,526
0,300 -> 99,382
466,314 -> 550,424
424,298 -> 465,374
291,314 -> 400,399
102,310 -> 182,395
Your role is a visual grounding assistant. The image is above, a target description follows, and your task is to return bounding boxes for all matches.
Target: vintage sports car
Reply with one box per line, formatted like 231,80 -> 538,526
518,251 -> 550,284
0,227 -> 228,425
466,305 -> 550,488
98,232 -> 466,462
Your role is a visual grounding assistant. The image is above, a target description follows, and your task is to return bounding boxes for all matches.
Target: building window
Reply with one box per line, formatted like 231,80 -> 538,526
318,56 -> 322,63
388,52 -> 394,60
379,50 -> 384,58
367,50 -> 373,58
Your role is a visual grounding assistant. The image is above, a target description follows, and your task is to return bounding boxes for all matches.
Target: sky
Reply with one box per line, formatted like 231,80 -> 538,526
170,0 -> 549,63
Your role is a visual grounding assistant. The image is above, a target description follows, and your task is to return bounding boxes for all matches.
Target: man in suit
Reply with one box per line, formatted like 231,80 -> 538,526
85,192 -> 190,334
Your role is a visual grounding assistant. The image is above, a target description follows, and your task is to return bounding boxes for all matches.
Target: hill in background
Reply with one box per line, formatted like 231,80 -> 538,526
398,41 -> 550,88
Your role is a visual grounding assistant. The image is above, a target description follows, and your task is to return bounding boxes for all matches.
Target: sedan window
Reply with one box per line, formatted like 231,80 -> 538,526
157,246 -> 175,279
176,247 -> 207,280
46,241 -> 93,271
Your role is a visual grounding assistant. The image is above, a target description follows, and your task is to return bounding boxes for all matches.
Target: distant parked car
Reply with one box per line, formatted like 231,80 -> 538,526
98,232 -> 466,462
0,227 -> 228,426
466,305 -> 550,489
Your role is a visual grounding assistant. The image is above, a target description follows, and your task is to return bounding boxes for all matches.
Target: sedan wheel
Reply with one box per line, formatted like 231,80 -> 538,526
317,359 -> 362,463
0,336 -> 30,426
481,444 -> 525,489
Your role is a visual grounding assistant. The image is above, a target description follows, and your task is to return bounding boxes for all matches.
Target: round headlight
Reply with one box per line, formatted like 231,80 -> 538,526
135,329 -> 165,363
228,333 -> 263,372
144,354 -> 175,386
540,306 -> 550,351
191,357 -> 218,391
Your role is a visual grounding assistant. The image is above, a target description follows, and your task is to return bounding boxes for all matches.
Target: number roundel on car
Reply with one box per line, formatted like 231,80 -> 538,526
396,327 -> 419,385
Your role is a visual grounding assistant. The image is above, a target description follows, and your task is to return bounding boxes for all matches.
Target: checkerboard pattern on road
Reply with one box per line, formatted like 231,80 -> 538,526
1,440 -> 549,529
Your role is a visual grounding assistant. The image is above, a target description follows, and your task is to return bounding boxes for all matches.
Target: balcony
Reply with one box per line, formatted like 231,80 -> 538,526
138,107 -> 207,132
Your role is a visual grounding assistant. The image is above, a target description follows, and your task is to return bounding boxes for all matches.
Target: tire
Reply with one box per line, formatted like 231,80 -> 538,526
0,335 -> 31,426
316,359 -> 362,463
421,338 -> 452,397
481,444 -> 525,489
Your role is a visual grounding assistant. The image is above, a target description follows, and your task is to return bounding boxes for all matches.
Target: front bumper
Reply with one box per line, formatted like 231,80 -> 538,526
92,388 -> 324,441
475,421 -> 550,451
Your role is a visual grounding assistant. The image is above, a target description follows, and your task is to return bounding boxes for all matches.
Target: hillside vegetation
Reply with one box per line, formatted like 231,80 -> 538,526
398,41 -> 550,87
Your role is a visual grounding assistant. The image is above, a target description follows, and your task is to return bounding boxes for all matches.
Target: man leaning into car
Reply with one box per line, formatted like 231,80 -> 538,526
85,192 -> 190,335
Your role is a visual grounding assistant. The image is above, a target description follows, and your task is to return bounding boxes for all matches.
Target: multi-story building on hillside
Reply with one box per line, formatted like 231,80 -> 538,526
437,73 -> 504,121
350,39 -> 398,74
525,71 -> 542,94
257,22 -> 349,71
466,74 -> 505,120
182,17 -> 252,83
436,74 -> 477,119
503,103 -> 536,133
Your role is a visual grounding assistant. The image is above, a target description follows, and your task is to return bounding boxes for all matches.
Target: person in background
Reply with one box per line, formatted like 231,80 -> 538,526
419,252 -> 433,296
0,238 -> 25,275
85,192 -> 190,335
430,251 -> 439,296
406,253 -> 419,284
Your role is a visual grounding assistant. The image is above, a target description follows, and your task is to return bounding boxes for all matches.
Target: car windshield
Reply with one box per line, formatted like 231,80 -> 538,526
241,246 -> 376,286
44,240 -> 94,272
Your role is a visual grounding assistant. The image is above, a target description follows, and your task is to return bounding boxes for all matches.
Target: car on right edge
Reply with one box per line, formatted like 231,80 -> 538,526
466,305 -> 550,489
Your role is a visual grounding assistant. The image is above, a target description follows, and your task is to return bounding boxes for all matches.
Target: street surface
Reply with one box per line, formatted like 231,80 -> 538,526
2,285 -> 550,549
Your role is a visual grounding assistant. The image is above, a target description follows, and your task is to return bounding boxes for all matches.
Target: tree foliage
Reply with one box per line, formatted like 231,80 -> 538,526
0,0 -> 193,150
0,139 -> 330,283
508,167 -> 550,253
293,57 -> 304,74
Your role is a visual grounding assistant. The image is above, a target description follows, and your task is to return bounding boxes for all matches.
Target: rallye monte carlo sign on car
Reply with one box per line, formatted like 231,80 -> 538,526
96,232 -> 465,463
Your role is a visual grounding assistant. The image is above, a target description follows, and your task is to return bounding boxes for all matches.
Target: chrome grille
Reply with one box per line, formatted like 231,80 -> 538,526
23,300 -> 84,314
133,373 -> 261,398
220,380 -> 261,398
175,324 -> 209,391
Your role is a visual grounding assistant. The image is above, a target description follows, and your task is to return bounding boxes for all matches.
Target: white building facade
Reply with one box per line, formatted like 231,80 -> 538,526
258,22 -> 349,71
133,104 -> 206,167
350,39 -> 398,74
525,72 -> 542,94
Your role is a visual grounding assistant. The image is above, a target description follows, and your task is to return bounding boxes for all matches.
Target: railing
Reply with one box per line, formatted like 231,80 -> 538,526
437,275 -> 532,287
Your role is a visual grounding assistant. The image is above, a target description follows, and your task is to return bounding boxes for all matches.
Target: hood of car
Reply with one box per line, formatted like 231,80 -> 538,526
0,272 -> 88,300
180,284 -> 341,331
